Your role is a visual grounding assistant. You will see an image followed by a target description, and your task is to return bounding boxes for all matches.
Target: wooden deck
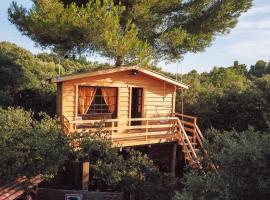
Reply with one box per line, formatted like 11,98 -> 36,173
62,113 -> 205,165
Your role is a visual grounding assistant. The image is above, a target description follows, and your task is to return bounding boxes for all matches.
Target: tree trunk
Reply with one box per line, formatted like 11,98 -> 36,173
115,56 -> 123,67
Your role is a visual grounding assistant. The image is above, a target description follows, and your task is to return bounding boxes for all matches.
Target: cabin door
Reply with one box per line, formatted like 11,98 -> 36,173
131,88 -> 143,126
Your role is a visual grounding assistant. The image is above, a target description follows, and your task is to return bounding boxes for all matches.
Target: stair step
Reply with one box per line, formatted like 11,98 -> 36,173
182,149 -> 200,153
178,142 -> 197,146
185,156 -> 192,161
185,136 -> 196,141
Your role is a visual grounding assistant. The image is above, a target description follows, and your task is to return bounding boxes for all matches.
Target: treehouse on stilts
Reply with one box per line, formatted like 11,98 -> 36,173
50,65 -> 205,165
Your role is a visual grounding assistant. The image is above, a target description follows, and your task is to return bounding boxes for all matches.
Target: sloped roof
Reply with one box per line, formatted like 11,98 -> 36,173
49,65 -> 189,89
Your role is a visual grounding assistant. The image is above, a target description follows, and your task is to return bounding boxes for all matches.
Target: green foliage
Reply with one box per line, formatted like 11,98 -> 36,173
8,0 -> 153,66
178,61 -> 270,132
174,129 -> 270,200
0,107 -> 69,180
8,0 -> 252,65
0,42 -> 56,114
0,42 -> 104,115
69,131 -> 172,199
249,60 -> 270,77
0,41 -> 55,94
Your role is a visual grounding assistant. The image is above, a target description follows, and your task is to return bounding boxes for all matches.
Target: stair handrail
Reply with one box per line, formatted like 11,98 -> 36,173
176,129 -> 194,162
175,113 -> 217,171
174,112 -> 204,148
176,118 -> 198,160
195,123 -> 205,141
194,123 -> 204,148
62,115 -> 71,134
194,122 -> 218,171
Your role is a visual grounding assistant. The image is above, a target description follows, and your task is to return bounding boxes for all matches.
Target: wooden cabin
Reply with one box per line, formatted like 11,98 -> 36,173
50,66 -> 205,164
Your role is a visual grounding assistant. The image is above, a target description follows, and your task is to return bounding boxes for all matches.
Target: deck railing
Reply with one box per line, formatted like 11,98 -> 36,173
62,115 -> 181,147
63,115 -> 179,134
174,113 -> 205,145
61,114 -> 203,165
61,114 -> 203,142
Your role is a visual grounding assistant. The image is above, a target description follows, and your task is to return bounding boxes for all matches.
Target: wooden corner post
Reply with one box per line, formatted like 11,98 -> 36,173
171,142 -> 177,182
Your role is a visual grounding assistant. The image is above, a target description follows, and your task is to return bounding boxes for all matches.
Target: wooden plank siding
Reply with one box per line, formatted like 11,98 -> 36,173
60,70 -> 175,129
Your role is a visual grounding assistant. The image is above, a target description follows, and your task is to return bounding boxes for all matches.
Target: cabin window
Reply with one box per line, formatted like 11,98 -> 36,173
78,86 -> 117,119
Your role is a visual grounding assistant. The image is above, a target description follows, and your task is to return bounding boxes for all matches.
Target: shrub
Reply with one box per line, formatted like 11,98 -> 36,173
0,107 -> 69,180
174,129 -> 270,200
69,130 -> 172,199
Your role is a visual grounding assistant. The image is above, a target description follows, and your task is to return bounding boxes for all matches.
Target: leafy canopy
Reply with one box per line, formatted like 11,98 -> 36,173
8,0 -> 252,65
0,107 -> 69,180
175,129 -> 270,200
177,61 -> 270,132
68,130 -> 172,199
0,41 -> 103,115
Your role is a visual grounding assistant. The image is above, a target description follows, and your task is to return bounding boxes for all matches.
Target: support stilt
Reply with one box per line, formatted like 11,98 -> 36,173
82,161 -> 90,191
171,143 -> 177,180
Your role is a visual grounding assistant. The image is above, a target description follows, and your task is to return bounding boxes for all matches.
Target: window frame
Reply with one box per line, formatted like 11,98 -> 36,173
77,86 -> 118,119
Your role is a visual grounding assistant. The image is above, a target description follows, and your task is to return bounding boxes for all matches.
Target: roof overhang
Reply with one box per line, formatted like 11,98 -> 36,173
49,65 -> 189,89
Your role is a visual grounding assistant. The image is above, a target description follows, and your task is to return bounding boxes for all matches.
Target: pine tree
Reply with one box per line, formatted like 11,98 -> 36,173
8,0 -> 252,66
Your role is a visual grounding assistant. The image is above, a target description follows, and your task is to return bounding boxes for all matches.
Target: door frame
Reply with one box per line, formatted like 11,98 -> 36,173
129,87 -> 144,125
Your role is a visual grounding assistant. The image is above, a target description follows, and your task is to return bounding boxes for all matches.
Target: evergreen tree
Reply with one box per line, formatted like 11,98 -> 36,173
249,60 -> 269,77
8,0 -> 252,66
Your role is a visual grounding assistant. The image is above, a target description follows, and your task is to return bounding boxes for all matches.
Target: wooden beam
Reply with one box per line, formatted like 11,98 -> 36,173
174,113 -> 197,120
82,161 -> 90,191
70,116 -> 178,124
128,87 -> 132,126
56,82 -> 62,116
50,65 -> 136,83
75,85 -> 78,119
142,87 -> 145,118
171,143 -> 177,181
49,65 -> 189,89
137,67 -> 189,89
172,85 -> 176,115
117,87 -> 120,133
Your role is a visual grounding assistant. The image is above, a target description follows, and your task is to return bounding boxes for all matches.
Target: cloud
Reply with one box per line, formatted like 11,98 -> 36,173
226,1 -> 270,34
236,19 -> 270,30
225,29 -> 270,63
243,4 -> 270,17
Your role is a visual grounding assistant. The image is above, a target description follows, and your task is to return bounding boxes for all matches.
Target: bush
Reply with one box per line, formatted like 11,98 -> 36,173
69,131 -> 173,199
178,65 -> 270,132
0,42 -> 104,115
174,129 -> 270,200
0,107 -> 69,180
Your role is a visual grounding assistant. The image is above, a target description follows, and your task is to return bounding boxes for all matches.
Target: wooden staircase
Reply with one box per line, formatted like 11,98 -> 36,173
175,114 -> 218,170
173,113 -> 204,167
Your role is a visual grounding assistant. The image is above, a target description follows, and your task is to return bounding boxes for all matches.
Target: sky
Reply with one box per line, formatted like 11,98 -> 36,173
0,0 -> 270,73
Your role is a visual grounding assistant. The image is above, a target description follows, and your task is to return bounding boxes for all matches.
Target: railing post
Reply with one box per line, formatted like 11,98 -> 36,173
146,119 -> 149,133
193,118 -> 197,144
116,119 -> 119,134
111,121 -> 114,135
